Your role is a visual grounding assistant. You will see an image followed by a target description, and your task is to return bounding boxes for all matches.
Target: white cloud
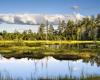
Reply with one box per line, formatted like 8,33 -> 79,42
0,13 -> 84,25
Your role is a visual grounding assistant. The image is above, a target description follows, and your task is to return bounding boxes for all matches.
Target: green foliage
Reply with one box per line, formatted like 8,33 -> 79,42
0,14 -> 100,41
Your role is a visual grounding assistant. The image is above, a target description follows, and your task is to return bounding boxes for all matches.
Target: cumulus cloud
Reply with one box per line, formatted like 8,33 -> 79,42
0,13 -> 84,25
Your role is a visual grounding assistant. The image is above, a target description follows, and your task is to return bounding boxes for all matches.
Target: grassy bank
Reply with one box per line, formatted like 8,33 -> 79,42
0,40 -> 100,44
0,40 -> 99,59
0,46 -> 96,59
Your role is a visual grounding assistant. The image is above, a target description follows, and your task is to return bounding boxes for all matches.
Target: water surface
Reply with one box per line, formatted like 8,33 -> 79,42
0,56 -> 100,79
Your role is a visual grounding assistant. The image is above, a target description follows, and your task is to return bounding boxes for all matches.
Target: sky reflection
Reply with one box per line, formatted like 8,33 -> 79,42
0,57 -> 100,79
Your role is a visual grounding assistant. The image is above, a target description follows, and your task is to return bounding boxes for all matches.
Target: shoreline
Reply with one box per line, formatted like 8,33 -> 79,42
0,40 -> 99,60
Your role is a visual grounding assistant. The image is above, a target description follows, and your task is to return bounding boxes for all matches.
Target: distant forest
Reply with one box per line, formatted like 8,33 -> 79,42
0,14 -> 100,41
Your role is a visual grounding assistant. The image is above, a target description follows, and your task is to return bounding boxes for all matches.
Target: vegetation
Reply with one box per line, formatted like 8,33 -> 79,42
0,14 -> 100,41
0,14 -> 100,59
0,9 -> 100,80
0,41 -> 97,59
0,72 -> 100,80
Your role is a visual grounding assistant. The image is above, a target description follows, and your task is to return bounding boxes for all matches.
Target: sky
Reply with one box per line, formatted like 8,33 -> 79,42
0,0 -> 100,16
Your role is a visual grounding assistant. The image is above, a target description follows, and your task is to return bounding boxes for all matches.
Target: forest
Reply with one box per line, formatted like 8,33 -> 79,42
0,14 -> 100,41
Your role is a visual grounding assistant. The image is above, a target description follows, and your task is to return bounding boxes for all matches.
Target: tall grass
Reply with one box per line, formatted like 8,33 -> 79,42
0,73 -> 100,80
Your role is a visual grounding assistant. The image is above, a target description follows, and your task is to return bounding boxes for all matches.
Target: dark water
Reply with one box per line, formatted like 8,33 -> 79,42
0,56 -> 100,79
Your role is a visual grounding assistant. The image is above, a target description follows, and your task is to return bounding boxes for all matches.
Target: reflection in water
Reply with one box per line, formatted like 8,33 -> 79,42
0,57 -> 100,79
68,61 -> 73,78
46,43 -> 99,50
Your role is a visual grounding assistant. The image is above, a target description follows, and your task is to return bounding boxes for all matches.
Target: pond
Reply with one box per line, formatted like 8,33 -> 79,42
0,56 -> 100,80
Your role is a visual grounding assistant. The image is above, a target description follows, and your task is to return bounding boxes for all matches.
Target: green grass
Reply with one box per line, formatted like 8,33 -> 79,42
0,40 -> 99,59
0,45 -> 97,59
0,40 -> 100,44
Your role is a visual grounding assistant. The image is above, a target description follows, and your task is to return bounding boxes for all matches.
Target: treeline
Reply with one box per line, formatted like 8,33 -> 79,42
0,14 -> 100,40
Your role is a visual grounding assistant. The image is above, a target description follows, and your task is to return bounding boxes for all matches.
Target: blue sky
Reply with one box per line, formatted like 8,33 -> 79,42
0,0 -> 100,16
